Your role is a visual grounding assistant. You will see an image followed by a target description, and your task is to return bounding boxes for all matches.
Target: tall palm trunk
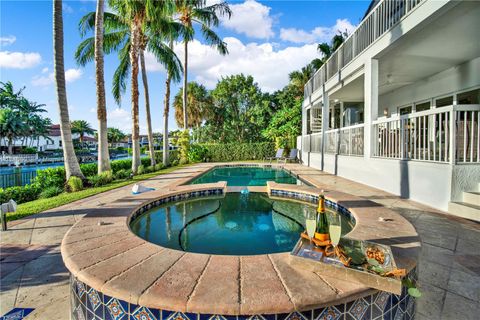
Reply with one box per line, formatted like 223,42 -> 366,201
53,0 -> 84,180
130,18 -> 141,174
95,0 -> 111,174
182,40 -> 188,130
163,40 -> 174,167
140,49 -> 156,166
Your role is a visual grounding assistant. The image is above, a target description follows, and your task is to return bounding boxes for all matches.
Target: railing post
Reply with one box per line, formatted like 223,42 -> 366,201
449,107 -> 456,164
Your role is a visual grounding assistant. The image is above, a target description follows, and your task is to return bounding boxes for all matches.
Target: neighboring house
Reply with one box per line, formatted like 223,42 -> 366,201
299,0 -> 480,220
0,124 -> 97,152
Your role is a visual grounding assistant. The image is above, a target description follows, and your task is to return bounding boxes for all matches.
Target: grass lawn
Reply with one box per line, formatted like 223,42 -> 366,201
7,164 -> 192,222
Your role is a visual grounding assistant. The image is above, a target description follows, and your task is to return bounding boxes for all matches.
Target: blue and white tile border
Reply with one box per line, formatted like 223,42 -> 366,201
129,188 -> 224,224
70,273 -> 416,320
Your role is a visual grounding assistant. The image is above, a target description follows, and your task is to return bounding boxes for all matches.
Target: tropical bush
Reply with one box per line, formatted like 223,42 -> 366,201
0,184 -> 40,204
33,167 -> 65,189
39,186 -> 63,199
67,176 -> 83,192
87,171 -> 113,187
79,163 -> 97,177
137,165 -> 146,175
177,130 -> 190,164
189,142 -> 275,162
113,169 -> 131,180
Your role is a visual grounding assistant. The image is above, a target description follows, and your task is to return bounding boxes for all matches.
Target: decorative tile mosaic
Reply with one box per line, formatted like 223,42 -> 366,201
129,189 -> 225,223
71,273 -> 416,320
0,308 -> 35,320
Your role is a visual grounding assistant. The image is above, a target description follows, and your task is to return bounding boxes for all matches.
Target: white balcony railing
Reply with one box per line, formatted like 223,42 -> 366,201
304,0 -> 424,100
372,105 -> 480,163
325,124 -> 365,156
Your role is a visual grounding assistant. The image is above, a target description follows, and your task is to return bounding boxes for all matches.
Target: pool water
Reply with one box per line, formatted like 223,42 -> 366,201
188,166 -> 300,186
130,192 -> 353,255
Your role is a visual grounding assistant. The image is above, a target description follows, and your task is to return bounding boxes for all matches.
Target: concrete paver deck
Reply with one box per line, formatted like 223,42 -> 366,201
0,163 -> 479,319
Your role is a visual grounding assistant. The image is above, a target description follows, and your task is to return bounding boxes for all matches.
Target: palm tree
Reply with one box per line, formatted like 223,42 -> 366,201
175,0 -> 232,130
173,81 -> 211,129
162,39 -> 174,166
71,120 -> 95,143
94,0 -> 111,173
0,108 -> 25,154
53,0 -> 84,180
317,30 -> 349,62
139,41 -> 156,166
107,127 -> 126,145
76,0 -> 182,173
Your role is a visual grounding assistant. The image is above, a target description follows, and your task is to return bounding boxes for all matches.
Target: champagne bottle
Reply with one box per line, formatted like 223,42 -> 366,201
315,191 -> 330,242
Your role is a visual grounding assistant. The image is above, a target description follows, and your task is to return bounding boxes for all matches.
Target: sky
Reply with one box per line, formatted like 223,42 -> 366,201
0,0 -> 370,134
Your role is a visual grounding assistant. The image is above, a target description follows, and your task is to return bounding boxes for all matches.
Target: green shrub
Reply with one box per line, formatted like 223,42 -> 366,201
0,184 -> 41,204
178,130 -> 190,165
147,165 -> 155,173
154,150 -> 179,166
79,163 -> 97,177
87,171 -> 113,187
188,142 -> 275,162
154,163 -> 165,171
110,159 -> 132,172
22,147 -> 37,154
33,167 -> 65,189
114,169 -> 131,180
39,186 -> 63,199
67,176 -> 83,192
137,165 -> 145,175
188,144 -> 208,162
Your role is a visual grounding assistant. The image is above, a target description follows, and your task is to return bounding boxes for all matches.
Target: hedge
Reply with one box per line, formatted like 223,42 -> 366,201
0,153 -> 178,205
189,142 -> 275,162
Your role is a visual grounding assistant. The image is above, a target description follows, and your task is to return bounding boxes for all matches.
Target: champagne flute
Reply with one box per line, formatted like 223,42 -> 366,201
328,213 -> 342,260
304,207 -> 316,245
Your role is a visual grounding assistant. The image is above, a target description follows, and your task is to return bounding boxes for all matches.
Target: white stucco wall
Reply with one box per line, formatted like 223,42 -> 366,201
320,154 -> 452,211
379,57 -> 480,116
451,164 -> 480,202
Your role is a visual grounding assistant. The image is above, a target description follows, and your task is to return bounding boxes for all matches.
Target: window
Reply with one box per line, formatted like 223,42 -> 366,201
59,140 -> 62,147
343,102 -> 364,126
399,106 -> 412,115
415,101 -> 431,112
457,88 -> 480,104
435,96 -> 453,108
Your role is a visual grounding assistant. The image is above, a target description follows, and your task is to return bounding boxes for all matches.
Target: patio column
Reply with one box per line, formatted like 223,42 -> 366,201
364,58 -> 379,159
321,86 -> 329,170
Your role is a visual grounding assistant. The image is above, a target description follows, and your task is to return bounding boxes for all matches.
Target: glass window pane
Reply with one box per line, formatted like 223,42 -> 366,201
457,89 -> 480,104
415,101 -> 430,112
399,106 -> 412,115
436,96 -> 453,107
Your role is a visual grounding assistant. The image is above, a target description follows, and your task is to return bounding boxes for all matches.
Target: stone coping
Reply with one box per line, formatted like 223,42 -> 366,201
61,163 -> 420,316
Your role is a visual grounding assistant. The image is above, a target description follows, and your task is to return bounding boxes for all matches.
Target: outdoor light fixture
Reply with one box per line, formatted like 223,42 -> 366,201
0,199 -> 17,231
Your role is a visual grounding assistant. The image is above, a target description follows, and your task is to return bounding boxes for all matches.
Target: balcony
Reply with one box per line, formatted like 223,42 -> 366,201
304,0 -> 424,100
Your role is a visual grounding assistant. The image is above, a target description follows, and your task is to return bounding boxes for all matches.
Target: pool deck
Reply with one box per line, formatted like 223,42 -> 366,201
1,163 -> 479,319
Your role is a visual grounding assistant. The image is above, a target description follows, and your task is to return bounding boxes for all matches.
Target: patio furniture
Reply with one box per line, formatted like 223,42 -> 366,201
281,148 -> 299,163
267,149 -> 284,163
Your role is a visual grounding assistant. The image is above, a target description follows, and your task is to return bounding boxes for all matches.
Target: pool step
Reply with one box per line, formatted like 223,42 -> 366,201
448,201 -> 480,222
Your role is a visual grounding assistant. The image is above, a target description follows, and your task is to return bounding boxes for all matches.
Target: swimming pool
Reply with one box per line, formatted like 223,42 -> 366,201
187,166 -> 301,186
130,192 -> 353,255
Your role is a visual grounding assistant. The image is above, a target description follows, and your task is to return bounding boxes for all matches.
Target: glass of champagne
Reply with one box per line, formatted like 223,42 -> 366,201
328,213 -> 342,259
304,207 -> 316,245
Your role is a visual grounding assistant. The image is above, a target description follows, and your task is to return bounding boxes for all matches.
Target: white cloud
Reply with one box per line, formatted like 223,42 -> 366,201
65,68 -> 83,82
221,0 -> 275,39
280,19 -> 356,44
0,51 -> 42,69
144,37 -> 318,93
108,107 -> 131,132
0,35 -> 16,46
31,68 -> 83,86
